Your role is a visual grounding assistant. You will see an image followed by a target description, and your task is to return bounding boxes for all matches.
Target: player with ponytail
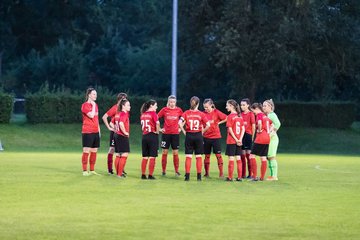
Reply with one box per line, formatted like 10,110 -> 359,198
158,95 -> 183,176
80,87 -> 100,176
140,100 -> 160,180
249,103 -> 271,181
225,100 -> 245,181
263,99 -> 281,181
179,96 -> 210,181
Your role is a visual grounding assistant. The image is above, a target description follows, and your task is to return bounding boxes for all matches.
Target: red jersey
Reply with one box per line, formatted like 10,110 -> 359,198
106,104 -> 118,120
81,102 -> 99,133
181,110 -> 209,133
158,107 -> 183,134
203,109 -> 227,139
140,111 -> 159,135
254,112 -> 271,144
241,111 -> 255,135
112,111 -> 130,137
226,113 -> 244,144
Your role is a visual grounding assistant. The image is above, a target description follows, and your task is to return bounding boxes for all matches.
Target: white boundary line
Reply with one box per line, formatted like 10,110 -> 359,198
314,165 -> 353,174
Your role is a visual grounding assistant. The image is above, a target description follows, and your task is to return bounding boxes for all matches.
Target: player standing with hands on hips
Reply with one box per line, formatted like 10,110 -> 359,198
202,98 -> 227,178
179,96 -> 210,181
81,87 -> 100,176
158,95 -> 183,176
102,92 -> 128,175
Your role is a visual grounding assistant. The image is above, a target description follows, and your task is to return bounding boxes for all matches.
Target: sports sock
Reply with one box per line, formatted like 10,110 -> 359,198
268,160 -> 273,176
81,152 -> 89,171
272,159 -> 278,177
173,154 -> 180,173
196,157 -> 202,174
185,157 -> 192,174
161,153 -> 167,173
204,154 -> 210,175
141,158 -> 148,175
89,152 -> 97,171
149,157 -> 156,176
228,161 -> 234,179
260,160 -> 267,180
246,153 -> 251,176
251,157 -> 257,178
107,153 -> 113,172
115,156 -> 121,174
236,160 -> 242,179
241,154 -> 246,178
215,154 -> 224,177
118,156 -> 128,176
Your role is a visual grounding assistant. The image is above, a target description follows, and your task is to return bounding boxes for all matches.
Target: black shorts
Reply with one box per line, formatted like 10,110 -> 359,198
242,133 -> 253,150
161,134 -> 180,150
109,131 -> 115,147
226,144 -> 242,156
114,133 -> 130,153
203,138 -> 222,154
82,133 -> 100,148
185,132 -> 204,155
142,132 -> 159,157
251,143 -> 269,157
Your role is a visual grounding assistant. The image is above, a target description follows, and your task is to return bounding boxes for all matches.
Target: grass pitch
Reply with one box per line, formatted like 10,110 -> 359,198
0,152 -> 359,240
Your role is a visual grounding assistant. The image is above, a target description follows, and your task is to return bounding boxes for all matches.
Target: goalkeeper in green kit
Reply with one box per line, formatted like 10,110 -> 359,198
263,99 -> 281,181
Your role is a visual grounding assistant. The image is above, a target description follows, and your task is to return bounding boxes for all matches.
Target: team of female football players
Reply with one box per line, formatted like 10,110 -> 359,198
81,87 -> 281,181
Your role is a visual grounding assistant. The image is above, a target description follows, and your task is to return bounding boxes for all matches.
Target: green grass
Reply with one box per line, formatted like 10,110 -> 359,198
0,123 -> 360,239
0,152 -> 359,239
1,122 -> 360,155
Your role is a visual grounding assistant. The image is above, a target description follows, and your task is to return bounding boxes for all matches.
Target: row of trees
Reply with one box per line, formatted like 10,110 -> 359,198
0,0 -> 359,105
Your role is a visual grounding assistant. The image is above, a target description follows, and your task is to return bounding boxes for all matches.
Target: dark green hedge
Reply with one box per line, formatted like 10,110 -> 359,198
275,102 -> 356,129
196,100 -> 355,129
0,92 -> 13,123
25,91 -> 169,124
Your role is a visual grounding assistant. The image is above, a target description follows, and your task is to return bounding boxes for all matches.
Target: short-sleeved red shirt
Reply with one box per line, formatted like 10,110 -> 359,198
140,111 -> 159,135
254,112 -> 271,144
158,107 -> 183,134
226,113 -> 244,144
81,102 -> 99,133
112,111 -> 130,137
106,104 -> 118,120
241,111 -> 255,135
181,110 -> 209,133
203,109 -> 227,139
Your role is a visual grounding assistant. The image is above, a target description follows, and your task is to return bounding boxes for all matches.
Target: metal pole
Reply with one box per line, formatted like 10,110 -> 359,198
171,0 -> 178,97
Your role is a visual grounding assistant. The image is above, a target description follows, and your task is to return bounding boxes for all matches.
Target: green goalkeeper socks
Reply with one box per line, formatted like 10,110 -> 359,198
272,159 -> 278,177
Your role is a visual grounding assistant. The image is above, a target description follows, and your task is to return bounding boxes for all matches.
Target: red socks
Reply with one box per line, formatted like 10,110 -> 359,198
246,153 -> 251,176
161,153 -> 167,173
149,157 -> 156,176
185,157 -> 192,174
89,152 -> 97,171
107,153 -> 114,172
115,156 -> 121,174
117,156 -> 128,176
236,160 -> 242,179
204,154 -> 210,175
196,157 -> 202,174
228,161 -> 234,179
215,154 -> 224,177
141,158 -> 148,175
251,157 -> 257,178
260,160 -> 267,180
81,152 -> 89,171
241,154 -> 246,178
173,154 -> 179,173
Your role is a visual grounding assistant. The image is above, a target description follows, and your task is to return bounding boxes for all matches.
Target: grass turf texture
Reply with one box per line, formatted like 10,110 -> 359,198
0,123 -> 360,239
0,152 -> 359,239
